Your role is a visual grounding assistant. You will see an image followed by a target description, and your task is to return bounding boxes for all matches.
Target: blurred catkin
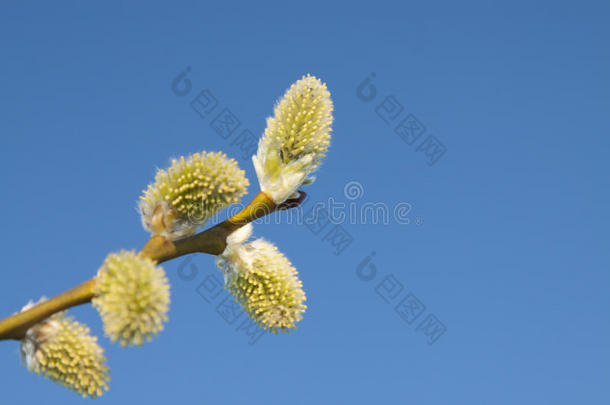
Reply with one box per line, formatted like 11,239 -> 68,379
93,250 -> 170,347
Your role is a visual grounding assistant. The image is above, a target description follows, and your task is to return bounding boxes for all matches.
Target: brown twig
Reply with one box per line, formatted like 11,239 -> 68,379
0,191 -> 304,341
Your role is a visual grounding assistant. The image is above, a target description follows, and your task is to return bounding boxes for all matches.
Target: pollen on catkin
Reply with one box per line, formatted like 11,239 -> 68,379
253,74 -> 333,204
19,301 -> 110,399
216,227 -> 307,333
139,151 -> 249,240
92,250 -> 170,347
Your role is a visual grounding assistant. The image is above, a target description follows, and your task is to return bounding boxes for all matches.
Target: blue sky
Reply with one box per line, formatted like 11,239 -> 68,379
0,1 -> 608,404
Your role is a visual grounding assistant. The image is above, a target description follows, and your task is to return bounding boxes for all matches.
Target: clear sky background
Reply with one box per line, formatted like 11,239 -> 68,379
1,1 -> 608,404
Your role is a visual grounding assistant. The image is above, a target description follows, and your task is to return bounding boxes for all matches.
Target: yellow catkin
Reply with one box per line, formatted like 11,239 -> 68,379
20,309 -> 110,398
253,74 -> 333,203
93,250 -> 170,347
139,151 -> 249,240
217,237 -> 306,333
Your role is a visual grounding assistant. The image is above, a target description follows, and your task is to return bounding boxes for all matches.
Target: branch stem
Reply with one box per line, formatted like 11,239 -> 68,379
0,280 -> 95,340
0,191 -> 282,341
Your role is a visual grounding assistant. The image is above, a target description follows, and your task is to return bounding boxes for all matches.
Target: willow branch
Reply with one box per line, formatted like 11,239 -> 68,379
0,191 -> 303,341
0,280 -> 96,341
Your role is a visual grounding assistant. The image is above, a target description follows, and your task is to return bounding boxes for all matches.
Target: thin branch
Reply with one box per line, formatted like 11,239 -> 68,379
0,191 -> 298,341
0,280 -> 96,341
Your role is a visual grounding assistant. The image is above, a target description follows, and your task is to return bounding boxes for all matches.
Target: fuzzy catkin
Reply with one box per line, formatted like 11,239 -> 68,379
140,151 -> 248,240
93,250 -> 170,347
253,74 -> 333,204
217,232 -> 306,333
20,307 -> 110,398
